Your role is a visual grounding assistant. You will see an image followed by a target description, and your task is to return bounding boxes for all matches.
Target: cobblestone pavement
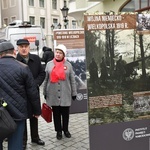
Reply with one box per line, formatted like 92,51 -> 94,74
2,84 -> 89,150
2,112 -> 89,150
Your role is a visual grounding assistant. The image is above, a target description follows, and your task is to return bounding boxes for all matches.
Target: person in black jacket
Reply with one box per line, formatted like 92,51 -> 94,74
41,46 -> 54,68
0,42 -> 41,150
16,39 -> 45,149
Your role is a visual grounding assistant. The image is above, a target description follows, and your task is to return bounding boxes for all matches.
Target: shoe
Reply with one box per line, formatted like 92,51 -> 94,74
56,132 -> 62,140
64,131 -> 71,138
32,139 -> 45,145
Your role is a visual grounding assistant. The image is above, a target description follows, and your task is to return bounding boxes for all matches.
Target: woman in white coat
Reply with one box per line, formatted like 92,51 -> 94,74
43,44 -> 77,140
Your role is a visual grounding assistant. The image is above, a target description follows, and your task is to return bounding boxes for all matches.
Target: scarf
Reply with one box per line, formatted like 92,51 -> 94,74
50,58 -> 66,83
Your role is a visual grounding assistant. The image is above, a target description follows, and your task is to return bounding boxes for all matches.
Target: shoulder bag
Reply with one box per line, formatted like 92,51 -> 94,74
0,99 -> 17,140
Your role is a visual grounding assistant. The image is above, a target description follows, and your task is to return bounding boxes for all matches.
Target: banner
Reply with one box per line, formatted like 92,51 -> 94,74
84,13 -> 150,150
53,29 -> 87,114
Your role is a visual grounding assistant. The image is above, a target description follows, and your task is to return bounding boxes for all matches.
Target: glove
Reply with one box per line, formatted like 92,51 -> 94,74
72,96 -> 76,101
44,95 -> 47,99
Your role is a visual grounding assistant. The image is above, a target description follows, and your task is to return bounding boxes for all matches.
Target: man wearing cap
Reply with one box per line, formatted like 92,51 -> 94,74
0,42 -> 41,150
16,39 -> 45,148
43,44 -> 77,140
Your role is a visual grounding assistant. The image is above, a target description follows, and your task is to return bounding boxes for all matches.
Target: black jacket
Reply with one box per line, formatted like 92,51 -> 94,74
16,53 -> 45,117
16,53 -> 46,87
0,56 -> 41,120
41,47 -> 54,64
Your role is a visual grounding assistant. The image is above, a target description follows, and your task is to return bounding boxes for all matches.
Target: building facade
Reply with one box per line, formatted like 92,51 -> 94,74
68,0 -> 150,28
0,0 -> 149,47
0,0 -> 77,47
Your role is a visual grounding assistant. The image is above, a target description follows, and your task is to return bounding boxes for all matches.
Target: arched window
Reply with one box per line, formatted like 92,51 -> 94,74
135,0 -> 150,12
121,0 -> 135,12
120,0 -> 150,12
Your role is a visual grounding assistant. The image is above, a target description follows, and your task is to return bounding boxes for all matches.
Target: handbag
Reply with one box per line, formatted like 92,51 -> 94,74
41,103 -> 52,123
0,99 -> 17,140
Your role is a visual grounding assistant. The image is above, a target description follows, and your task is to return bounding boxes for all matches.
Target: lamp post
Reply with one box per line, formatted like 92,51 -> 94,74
61,0 -> 69,29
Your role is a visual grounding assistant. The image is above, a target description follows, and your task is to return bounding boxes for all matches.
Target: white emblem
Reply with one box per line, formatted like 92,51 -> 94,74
77,93 -> 83,101
123,128 -> 134,141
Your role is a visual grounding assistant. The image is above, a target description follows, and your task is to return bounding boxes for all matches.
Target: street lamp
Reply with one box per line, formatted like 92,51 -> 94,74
51,24 -> 55,30
57,23 -> 62,29
51,23 -> 62,30
61,0 -> 69,29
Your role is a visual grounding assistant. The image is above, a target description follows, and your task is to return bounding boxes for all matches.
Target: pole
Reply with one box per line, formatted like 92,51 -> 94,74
64,17 -> 68,29
21,0 -> 24,21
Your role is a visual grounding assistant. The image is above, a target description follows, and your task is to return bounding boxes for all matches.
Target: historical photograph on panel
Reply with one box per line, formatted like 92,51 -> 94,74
133,91 -> 150,113
84,13 -> 150,125
53,29 -> 87,113
66,48 -> 86,90
137,13 -> 150,34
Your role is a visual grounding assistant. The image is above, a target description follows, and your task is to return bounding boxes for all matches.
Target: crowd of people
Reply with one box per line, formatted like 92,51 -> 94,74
88,55 -> 127,86
0,40 -> 77,150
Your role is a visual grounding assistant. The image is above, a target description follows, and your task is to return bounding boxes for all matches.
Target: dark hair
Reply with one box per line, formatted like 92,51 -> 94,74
42,46 -> 52,52
0,49 -> 14,56
0,39 -> 7,43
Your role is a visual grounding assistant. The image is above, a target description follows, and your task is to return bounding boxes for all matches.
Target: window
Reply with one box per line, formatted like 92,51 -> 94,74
3,18 -> 8,26
72,20 -> 77,29
135,1 -> 140,11
52,0 -> 57,9
40,17 -> 45,28
11,16 -> 16,22
29,16 -> 35,25
52,19 -> 61,29
121,0 -> 150,12
121,0 -> 135,12
29,0 -> 34,6
53,18 -> 58,28
134,0 -> 150,11
39,0 -> 44,7
141,0 -> 149,8
10,0 -> 16,7
2,0 -> 8,9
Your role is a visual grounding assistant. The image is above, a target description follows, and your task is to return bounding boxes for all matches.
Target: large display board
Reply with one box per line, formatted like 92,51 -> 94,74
53,29 -> 87,114
84,13 -> 150,150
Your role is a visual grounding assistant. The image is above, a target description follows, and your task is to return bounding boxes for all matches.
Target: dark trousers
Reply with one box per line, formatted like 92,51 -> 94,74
23,117 -> 39,144
52,106 -> 70,132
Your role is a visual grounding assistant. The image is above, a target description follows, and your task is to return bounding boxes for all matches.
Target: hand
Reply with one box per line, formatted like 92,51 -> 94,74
33,115 -> 40,119
44,95 -> 47,99
72,96 -> 76,101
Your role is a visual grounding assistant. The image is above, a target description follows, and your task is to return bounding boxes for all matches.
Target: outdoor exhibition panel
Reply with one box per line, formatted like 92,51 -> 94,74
53,29 -> 87,114
84,12 -> 150,150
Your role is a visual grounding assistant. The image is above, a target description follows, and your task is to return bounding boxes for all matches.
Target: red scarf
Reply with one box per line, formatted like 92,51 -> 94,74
50,58 -> 66,83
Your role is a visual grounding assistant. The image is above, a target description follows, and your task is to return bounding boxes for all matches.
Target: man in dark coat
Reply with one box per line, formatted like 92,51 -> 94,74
89,57 -> 98,83
100,57 -> 108,83
0,42 -> 41,150
116,55 -> 126,83
16,39 -> 46,149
